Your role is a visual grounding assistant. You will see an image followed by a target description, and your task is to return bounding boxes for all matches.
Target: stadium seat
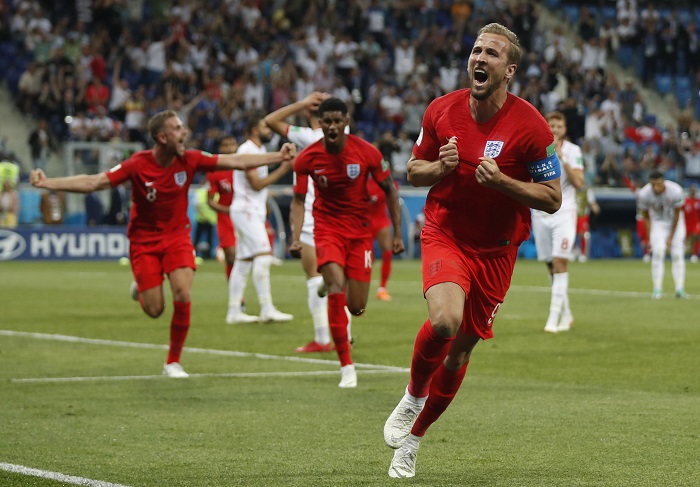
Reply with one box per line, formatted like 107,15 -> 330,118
675,76 -> 692,109
617,45 -> 634,68
546,0 -> 561,10
654,74 -> 672,96
563,5 -> 580,25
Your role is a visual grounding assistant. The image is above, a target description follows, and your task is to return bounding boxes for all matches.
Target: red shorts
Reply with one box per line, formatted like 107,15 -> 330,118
314,229 -> 373,282
421,228 -> 517,340
217,214 -> 236,248
576,215 -> 589,234
129,234 -> 196,292
686,220 -> 700,236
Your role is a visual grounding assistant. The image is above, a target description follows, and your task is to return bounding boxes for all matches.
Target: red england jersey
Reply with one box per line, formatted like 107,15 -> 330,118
683,196 -> 700,232
413,89 -> 557,255
206,170 -> 234,207
294,134 -> 391,237
106,149 -> 219,243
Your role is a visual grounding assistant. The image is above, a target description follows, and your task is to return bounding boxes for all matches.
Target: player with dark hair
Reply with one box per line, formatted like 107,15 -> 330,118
226,115 -> 295,324
289,97 -> 405,387
382,23 -> 562,478
265,92 -> 337,352
638,170 -> 687,299
30,110 -> 297,378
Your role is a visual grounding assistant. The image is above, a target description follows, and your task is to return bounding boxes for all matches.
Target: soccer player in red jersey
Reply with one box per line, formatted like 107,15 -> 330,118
382,23 -> 562,478
683,185 -> 700,262
29,110 -> 296,378
206,135 -> 238,279
367,175 -> 397,301
289,97 -> 405,388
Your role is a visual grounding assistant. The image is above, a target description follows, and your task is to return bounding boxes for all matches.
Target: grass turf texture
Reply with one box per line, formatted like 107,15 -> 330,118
0,258 -> 698,486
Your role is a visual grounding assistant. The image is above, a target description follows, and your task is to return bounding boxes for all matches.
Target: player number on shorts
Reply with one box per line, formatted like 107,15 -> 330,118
561,238 -> 569,250
364,250 -> 372,268
487,303 -> 501,325
146,187 -> 157,202
317,175 -> 328,189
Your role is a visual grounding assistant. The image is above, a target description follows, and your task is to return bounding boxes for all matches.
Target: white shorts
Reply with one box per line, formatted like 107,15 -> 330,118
300,207 -> 315,247
532,208 -> 577,262
231,210 -> 271,260
650,220 -> 686,254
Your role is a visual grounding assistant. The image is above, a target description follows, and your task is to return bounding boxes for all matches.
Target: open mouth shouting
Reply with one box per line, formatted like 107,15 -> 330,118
473,67 -> 488,88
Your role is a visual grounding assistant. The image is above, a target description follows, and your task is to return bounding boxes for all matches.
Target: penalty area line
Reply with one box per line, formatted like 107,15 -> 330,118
0,462 -> 130,487
10,368 -> 408,384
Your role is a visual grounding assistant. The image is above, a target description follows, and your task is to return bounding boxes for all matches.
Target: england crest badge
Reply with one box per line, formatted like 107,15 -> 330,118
346,163 -> 360,179
484,141 -> 504,158
174,171 -> 187,187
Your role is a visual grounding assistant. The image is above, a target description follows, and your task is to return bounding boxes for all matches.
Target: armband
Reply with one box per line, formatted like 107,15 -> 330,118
527,151 -> 561,182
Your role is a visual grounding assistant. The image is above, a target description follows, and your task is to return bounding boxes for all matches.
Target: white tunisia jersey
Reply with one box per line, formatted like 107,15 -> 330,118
534,139 -> 583,215
637,180 -> 685,223
286,125 -> 324,218
232,139 -> 268,216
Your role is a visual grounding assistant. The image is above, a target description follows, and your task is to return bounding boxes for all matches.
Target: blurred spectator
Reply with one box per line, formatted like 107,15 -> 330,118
40,189 -> 65,224
18,61 -> 43,114
104,182 -> 129,225
391,130 -> 413,183
0,178 -> 19,228
84,191 -> 104,226
85,75 -> 110,115
28,119 -> 57,171
91,106 -> 116,141
193,186 -> 217,259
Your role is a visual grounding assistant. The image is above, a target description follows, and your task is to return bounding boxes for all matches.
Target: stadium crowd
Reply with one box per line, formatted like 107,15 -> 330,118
0,0 -> 699,190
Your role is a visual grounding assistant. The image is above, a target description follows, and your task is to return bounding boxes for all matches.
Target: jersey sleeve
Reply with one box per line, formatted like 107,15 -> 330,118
525,121 -> 561,182
411,102 -> 440,162
293,153 -> 309,195
191,149 -> 219,171
105,157 -> 134,187
286,126 -> 319,148
368,146 -> 391,184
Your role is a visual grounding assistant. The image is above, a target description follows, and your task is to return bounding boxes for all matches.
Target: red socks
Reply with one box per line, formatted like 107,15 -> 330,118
412,362 -> 469,437
167,301 -> 191,364
328,293 -> 352,366
408,319 -> 455,398
380,250 -> 392,288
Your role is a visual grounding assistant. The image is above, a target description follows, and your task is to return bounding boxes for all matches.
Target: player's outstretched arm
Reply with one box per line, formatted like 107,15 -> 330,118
216,143 -> 297,171
264,92 -> 329,136
30,169 -> 111,193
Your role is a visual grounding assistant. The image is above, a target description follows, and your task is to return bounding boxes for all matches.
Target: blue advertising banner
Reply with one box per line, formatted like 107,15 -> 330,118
0,226 -> 129,261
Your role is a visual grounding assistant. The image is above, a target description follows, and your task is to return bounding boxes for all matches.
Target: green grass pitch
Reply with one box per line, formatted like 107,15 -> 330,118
1,258 -> 698,486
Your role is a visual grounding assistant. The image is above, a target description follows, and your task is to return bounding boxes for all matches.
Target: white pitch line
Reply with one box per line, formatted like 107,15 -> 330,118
0,330 -> 408,372
11,368 -> 407,384
0,462 -> 130,487
510,285 -> 698,299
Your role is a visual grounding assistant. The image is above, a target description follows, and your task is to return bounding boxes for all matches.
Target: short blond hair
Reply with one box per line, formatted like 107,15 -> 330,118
477,23 -> 522,66
147,110 -> 178,142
